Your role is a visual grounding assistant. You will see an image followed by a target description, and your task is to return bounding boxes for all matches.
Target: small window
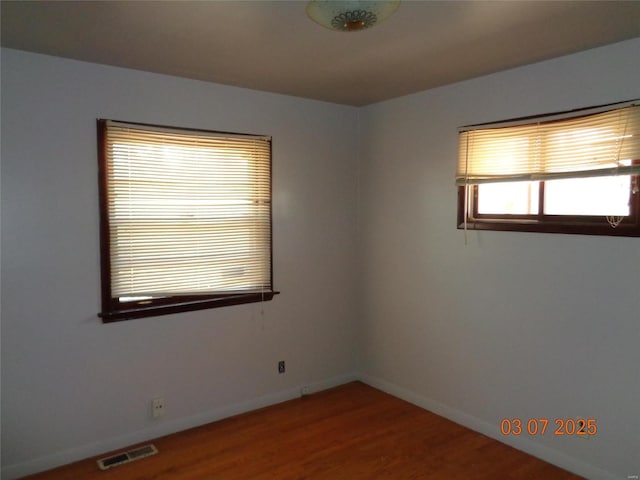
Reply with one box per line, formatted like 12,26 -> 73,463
456,101 -> 640,237
98,120 -> 276,322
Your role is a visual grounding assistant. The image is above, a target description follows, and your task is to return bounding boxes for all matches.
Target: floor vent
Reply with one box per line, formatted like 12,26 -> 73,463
97,444 -> 158,470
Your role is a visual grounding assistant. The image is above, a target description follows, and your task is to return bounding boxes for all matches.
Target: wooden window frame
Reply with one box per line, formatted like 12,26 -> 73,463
97,120 -> 278,323
457,171 -> 640,237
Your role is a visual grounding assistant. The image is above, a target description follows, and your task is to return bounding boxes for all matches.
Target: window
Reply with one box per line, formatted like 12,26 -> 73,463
456,101 -> 640,237
98,120 -> 276,322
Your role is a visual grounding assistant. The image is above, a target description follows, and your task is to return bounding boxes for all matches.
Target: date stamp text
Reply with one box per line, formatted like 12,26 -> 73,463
500,418 -> 597,436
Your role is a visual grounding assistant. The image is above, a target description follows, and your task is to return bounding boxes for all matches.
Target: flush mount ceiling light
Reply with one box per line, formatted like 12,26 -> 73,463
306,1 -> 400,32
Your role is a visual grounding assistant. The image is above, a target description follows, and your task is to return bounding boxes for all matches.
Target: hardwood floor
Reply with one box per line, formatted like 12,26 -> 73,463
24,382 -> 583,479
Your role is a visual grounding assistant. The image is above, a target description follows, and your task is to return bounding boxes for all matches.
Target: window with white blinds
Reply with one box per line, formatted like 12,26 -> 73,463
456,101 -> 640,237
98,120 -> 275,322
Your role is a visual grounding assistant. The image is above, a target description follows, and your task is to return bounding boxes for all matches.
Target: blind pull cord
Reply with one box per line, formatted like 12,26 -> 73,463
606,111 -> 630,229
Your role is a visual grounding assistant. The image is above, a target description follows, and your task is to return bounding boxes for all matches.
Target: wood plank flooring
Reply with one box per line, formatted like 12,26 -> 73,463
24,382 -> 583,479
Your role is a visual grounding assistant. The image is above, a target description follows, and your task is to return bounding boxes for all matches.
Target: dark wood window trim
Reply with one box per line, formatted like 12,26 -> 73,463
457,176 -> 640,237
97,119 -> 278,323
99,292 -> 280,323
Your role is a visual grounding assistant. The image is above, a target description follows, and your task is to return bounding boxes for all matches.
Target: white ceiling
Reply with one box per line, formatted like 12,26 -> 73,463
2,1 -> 639,106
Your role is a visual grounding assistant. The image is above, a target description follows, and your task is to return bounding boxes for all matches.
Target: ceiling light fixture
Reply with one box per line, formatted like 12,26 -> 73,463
306,1 -> 400,32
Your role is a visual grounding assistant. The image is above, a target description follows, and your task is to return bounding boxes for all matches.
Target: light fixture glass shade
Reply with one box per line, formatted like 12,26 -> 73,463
306,1 -> 400,32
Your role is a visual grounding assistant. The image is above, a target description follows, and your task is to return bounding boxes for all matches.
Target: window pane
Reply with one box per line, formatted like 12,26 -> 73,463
477,181 -> 539,215
544,176 -> 631,216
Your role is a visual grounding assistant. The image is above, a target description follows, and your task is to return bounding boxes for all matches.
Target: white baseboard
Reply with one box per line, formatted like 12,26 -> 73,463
1,372 -> 359,480
358,373 -> 617,480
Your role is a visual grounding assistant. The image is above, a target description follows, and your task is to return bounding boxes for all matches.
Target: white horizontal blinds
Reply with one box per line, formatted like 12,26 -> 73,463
456,103 -> 640,186
105,121 -> 271,298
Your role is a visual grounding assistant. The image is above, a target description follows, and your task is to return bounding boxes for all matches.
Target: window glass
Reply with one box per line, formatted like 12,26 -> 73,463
477,181 -> 539,215
544,176 -> 631,216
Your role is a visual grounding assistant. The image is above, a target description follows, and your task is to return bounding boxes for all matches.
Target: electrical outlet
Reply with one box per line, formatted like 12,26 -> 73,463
301,386 -> 311,396
152,397 -> 164,418
278,360 -> 285,374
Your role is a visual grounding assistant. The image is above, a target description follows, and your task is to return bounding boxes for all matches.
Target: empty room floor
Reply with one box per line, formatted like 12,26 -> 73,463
24,382 -> 583,479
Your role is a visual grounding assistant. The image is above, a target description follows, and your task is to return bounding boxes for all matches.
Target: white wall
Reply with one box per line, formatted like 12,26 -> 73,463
358,38 -> 640,480
0,48 -> 360,478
